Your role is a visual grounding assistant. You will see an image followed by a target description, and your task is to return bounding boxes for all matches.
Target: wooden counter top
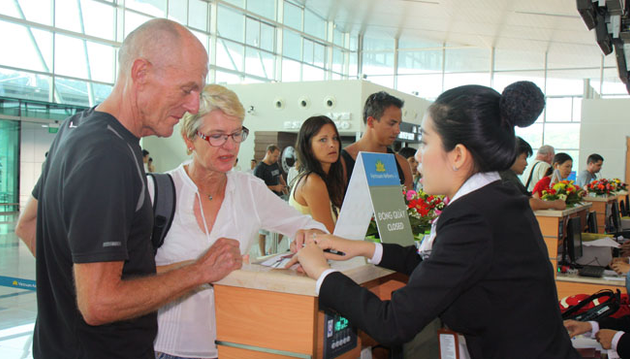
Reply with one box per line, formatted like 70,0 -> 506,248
533,202 -> 592,218
214,257 -> 394,297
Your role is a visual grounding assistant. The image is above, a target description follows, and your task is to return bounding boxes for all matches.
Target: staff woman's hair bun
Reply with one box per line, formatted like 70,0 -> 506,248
499,81 -> 545,128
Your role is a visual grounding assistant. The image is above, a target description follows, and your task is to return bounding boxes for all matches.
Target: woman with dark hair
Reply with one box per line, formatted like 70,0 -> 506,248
289,116 -> 345,233
398,146 -> 421,190
531,152 -> 573,197
288,82 -> 579,359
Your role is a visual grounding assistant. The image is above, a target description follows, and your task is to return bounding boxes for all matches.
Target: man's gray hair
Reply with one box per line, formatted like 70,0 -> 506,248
537,145 -> 554,156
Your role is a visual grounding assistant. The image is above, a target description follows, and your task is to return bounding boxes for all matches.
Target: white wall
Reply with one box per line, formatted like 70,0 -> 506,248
142,80 -> 432,172
579,98 -> 630,179
20,121 -> 56,209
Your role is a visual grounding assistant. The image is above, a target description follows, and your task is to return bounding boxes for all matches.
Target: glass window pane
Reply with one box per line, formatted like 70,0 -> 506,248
0,68 -> 51,102
0,21 -> 51,73
92,83 -> 113,104
573,98 -> 582,122
313,42 -> 325,68
55,77 -> 90,106
544,123 -> 580,150
55,0 -> 82,33
216,39 -> 244,72
168,0 -> 187,24
546,70 -> 588,96
304,9 -> 325,40
215,70 -> 241,84
494,49 -> 544,71
362,52 -> 394,75
282,58 -> 301,82
445,48 -> 489,73
246,18 -> 260,47
55,34 -> 89,79
260,22 -> 274,52
303,64 -> 324,81
545,98 -> 573,122
398,37 -> 441,49
245,48 -> 274,79
349,52 -> 358,77
18,0 -> 52,25
189,0 -> 208,31
349,34 -> 359,51
283,1 -> 302,30
515,123 -> 543,151
86,42 -> 115,83
0,1 -> 20,18
601,68 -> 629,96
397,74 -> 443,100
124,11 -> 152,38
81,0 -> 115,40
283,30 -> 301,60
443,73 -> 490,91
398,50 -> 443,74
218,5 -> 244,42
363,35 -> 393,51
125,0 -> 166,17
247,0 -> 275,20
303,39 -> 314,64
0,119 -> 20,212
332,49 -> 343,73
334,29 -> 344,47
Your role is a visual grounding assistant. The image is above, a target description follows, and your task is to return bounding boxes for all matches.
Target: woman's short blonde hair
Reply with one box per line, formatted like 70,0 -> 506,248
181,84 -> 245,142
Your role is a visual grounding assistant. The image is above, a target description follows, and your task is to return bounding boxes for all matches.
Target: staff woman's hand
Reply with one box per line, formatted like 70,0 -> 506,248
310,233 -> 375,261
285,243 -> 330,280
563,319 -> 592,337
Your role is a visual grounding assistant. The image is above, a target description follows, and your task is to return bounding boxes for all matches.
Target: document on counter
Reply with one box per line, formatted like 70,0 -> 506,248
582,236 -> 620,248
254,252 -> 296,269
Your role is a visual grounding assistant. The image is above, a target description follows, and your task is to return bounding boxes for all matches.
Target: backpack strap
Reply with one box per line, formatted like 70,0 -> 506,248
147,173 -> 176,253
524,161 -> 541,190
561,289 -> 620,321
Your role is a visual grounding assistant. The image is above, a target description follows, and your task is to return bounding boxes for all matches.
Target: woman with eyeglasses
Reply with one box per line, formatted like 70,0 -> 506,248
150,84 -> 326,359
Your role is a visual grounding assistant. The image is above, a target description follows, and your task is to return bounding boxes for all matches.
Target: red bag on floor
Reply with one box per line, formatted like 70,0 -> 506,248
559,290 -> 622,321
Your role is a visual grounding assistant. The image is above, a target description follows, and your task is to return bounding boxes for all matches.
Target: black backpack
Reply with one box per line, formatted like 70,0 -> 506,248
146,173 -> 176,253
561,289 -> 621,321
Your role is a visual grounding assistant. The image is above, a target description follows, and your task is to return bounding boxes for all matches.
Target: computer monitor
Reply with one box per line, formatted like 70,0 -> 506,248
587,211 -> 598,233
565,217 -> 583,264
610,201 -> 622,233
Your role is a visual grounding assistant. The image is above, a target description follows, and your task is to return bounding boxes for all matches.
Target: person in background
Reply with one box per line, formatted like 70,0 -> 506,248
232,157 -> 241,171
290,116 -> 344,233
254,144 -> 288,255
500,137 -> 566,211
340,91 -> 413,191
148,157 -> 155,173
576,153 -> 604,187
286,158 -> 300,189
246,159 -> 256,174
531,152 -> 573,197
522,144 -> 555,192
14,19 -> 244,359
288,82 -> 579,359
398,146 -> 421,191
143,149 -> 151,172
151,84 -> 326,359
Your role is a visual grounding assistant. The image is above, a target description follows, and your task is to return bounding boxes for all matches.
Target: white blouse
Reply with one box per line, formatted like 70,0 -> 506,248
150,162 -> 327,358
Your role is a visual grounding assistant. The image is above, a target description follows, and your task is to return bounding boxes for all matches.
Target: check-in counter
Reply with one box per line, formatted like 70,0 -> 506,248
583,195 -> 618,233
533,202 -> 591,275
213,257 -> 404,359
556,273 -> 625,299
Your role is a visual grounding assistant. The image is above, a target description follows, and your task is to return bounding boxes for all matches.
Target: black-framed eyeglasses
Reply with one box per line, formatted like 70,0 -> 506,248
197,126 -> 249,147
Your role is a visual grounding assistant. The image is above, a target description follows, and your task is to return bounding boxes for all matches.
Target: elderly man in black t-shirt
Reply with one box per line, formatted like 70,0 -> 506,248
15,19 -> 244,359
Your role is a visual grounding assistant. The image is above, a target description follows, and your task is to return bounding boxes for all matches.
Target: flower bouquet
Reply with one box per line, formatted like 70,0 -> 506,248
366,187 -> 446,239
541,180 -> 585,207
611,178 -> 628,193
585,178 -> 614,196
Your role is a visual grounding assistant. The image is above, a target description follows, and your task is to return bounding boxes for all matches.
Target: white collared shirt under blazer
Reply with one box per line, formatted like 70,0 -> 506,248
150,161 -> 327,358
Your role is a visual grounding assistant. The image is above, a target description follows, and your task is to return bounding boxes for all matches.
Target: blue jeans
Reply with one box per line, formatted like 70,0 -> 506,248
155,352 -> 216,359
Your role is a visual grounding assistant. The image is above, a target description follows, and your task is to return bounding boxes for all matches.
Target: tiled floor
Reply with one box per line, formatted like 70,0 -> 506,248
0,212 -> 287,359
0,213 -> 36,359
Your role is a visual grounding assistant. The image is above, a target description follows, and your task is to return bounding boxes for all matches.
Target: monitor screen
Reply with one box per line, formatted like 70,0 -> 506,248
566,217 -> 583,264
610,201 -> 622,233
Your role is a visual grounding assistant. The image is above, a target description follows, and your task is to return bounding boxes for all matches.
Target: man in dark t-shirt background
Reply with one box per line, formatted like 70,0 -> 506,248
254,144 -> 288,255
14,19 -> 243,359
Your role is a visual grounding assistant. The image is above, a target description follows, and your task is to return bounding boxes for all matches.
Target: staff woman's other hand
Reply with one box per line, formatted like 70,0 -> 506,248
595,329 -> 617,349
291,229 -> 326,253
284,243 -> 330,279
563,319 -> 592,337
